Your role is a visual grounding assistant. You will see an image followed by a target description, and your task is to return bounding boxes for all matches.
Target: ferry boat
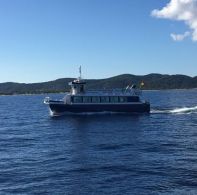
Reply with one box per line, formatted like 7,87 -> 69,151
44,69 -> 150,116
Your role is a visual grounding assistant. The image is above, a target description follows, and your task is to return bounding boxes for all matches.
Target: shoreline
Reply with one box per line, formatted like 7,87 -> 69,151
0,88 -> 196,96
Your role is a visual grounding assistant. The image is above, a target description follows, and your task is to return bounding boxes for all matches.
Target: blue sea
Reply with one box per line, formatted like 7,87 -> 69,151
0,89 -> 197,195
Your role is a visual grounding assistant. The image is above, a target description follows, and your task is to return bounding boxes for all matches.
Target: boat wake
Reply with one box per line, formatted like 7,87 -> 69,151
151,106 -> 197,114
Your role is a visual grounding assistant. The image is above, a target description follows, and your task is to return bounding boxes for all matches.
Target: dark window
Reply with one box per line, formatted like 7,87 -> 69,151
91,96 -> 100,103
110,96 -> 119,103
127,96 -> 139,102
119,96 -> 127,103
100,96 -> 110,103
80,85 -> 84,93
83,96 -> 91,103
73,96 -> 82,103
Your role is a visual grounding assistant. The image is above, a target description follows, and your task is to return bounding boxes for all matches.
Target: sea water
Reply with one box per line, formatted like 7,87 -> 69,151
0,89 -> 197,194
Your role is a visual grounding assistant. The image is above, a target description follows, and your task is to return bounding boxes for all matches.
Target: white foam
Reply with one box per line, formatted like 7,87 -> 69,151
151,106 -> 197,114
169,106 -> 197,114
150,109 -> 168,114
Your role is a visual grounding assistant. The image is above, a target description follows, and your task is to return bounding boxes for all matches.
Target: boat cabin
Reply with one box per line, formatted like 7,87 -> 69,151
69,79 -> 86,95
67,67 -> 141,104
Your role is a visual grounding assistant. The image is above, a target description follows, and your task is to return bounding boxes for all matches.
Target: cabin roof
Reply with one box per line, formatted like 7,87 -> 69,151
68,91 -> 139,97
69,80 -> 86,85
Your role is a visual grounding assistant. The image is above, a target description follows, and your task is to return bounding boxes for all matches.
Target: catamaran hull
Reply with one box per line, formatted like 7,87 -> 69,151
48,102 -> 150,116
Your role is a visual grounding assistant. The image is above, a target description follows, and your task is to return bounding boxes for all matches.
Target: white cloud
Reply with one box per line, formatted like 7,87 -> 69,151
151,0 -> 197,42
170,31 -> 190,41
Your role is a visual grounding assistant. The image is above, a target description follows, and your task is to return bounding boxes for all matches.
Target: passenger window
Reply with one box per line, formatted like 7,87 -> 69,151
73,96 -> 82,103
100,96 -> 110,103
91,97 -> 100,103
83,96 -> 91,103
127,96 -> 139,102
119,97 -> 127,103
110,96 -> 119,103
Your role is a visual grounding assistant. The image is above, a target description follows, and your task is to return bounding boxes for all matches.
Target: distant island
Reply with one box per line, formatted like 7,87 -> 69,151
0,74 -> 196,95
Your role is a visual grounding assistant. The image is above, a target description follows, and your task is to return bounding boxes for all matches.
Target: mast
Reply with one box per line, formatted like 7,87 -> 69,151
79,65 -> 82,80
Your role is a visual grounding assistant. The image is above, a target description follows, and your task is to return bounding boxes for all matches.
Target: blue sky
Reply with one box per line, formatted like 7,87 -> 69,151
0,0 -> 196,83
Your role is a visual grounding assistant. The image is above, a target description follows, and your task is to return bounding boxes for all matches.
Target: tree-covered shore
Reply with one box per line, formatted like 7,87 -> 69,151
0,74 -> 196,95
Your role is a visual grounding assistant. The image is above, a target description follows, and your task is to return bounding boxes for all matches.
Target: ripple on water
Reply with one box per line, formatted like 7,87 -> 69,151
0,91 -> 197,194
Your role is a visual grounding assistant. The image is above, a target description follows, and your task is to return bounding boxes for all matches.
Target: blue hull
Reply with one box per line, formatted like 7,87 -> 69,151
49,103 -> 150,115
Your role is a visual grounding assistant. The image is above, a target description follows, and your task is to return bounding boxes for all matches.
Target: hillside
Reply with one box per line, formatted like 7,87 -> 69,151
0,74 -> 196,95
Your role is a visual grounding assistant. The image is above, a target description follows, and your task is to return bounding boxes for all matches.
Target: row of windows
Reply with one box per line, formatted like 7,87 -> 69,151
72,96 -> 139,103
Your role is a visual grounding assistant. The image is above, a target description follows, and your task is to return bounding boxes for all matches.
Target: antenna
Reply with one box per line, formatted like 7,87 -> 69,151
79,65 -> 82,80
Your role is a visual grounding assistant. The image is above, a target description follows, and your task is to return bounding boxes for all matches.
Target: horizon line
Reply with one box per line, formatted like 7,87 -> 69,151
1,73 -> 196,84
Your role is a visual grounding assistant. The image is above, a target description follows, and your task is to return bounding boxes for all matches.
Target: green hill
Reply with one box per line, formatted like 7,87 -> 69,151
0,74 -> 196,95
